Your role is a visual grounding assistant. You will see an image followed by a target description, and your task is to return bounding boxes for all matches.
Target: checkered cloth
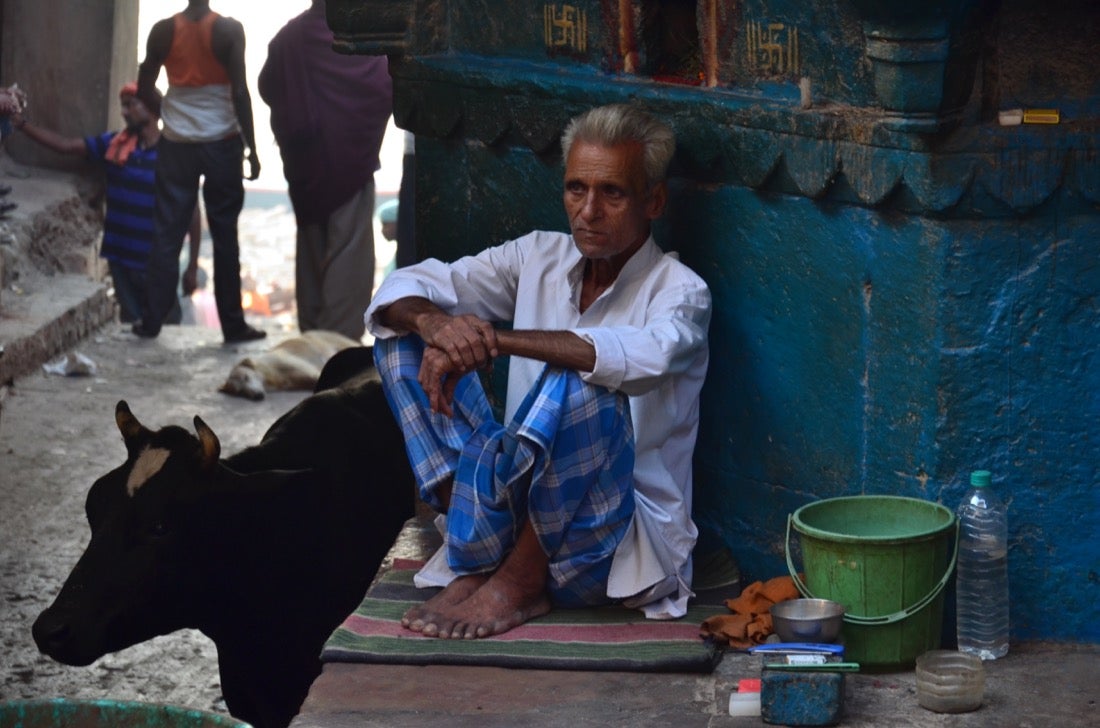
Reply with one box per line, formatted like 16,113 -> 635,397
374,336 -> 636,605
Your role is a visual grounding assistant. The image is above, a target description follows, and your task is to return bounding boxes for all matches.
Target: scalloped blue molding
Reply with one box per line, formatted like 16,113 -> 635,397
391,56 -> 1100,215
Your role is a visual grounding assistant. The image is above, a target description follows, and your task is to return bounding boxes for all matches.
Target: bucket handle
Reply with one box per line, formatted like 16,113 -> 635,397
785,515 -> 958,626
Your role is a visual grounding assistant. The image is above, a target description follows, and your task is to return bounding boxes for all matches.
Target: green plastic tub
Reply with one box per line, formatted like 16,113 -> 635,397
786,495 -> 957,671
0,700 -> 251,728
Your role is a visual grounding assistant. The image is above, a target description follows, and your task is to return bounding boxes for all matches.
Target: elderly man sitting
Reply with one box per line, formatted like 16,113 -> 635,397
365,103 -> 712,640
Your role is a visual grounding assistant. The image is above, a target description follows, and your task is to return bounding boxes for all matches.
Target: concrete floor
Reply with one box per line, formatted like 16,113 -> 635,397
292,645 -> 1099,728
289,520 -> 1098,728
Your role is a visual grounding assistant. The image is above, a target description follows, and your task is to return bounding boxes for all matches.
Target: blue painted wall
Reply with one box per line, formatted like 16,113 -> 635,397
680,187 -> 1100,643
332,0 -> 1100,643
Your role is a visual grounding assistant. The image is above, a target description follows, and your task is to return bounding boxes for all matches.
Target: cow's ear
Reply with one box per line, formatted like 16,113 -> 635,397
193,415 -> 221,471
115,400 -> 149,447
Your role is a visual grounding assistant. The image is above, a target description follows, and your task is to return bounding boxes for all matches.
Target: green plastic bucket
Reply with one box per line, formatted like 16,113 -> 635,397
0,699 -> 251,728
785,495 -> 957,671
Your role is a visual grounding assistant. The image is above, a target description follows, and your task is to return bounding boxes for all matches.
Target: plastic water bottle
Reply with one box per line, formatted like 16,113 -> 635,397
955,469 -> 1009,659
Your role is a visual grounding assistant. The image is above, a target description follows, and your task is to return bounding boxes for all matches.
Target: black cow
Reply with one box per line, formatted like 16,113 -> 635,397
32,351 -> 415,728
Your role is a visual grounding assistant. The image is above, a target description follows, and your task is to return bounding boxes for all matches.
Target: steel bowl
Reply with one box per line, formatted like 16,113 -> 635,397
770,598 -> 845,643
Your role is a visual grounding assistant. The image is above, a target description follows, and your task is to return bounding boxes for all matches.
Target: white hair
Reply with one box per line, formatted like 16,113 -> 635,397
560,104 -> 675,187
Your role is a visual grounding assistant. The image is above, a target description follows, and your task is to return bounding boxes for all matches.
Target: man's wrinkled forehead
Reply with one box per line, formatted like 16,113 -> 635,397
564,140 -> 648,190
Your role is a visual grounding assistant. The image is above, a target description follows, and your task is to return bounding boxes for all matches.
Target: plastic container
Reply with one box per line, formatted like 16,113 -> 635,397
728,691 -> 761,717
955,469 -> 1009,660
785,495 -> 957,670
761,669 -> 845,725
915,649 -> 985,713
0,698 -> 251,727
729,678 -> 762,717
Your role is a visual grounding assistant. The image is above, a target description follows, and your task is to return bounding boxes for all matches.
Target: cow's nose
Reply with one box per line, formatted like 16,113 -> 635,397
32,609 -> 71,652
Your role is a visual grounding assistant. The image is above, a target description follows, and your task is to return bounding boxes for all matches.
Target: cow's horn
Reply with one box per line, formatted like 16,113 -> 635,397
115,400 -> 144,442
193,415 -> 221,470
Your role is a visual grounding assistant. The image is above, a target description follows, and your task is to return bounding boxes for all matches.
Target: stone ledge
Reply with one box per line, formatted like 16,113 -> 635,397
0,274 -> 115,385
0,154 -> 111,387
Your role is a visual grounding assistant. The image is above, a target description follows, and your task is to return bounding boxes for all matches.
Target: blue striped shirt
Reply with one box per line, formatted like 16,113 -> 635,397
85,132 -> 158,271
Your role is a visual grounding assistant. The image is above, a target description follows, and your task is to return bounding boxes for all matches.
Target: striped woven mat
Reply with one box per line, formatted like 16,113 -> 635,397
321,558 -> 727,672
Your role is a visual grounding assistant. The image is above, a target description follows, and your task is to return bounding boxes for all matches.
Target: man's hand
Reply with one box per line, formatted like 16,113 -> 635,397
414,312 -> 497,416
181,264 -> 199,296
375,298 -> 502,415
418,346 -> 469,417
245,152 -> 260,181
417,312 -> 498,373
0,84 -> 27,116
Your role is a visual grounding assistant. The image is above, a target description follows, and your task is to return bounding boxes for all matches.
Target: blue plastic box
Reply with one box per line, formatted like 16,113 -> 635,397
760,669 -> 845,726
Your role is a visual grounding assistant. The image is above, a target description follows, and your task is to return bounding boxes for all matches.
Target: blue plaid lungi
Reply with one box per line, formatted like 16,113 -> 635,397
374,336 -> 636,606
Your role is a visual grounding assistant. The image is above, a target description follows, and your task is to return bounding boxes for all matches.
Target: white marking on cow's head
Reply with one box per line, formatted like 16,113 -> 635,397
126,446 -> 170,496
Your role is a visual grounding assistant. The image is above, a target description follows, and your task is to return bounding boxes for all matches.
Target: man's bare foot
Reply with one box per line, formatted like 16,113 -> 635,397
419,569 -> 552,640
402,574 -> 486,633
412,517 -> 551,639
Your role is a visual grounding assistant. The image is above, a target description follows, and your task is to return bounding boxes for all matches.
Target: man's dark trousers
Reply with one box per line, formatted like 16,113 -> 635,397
141,135 -> 249,337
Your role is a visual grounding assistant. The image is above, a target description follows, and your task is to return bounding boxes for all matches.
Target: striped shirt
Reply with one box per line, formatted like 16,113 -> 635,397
85,132 -> 157,270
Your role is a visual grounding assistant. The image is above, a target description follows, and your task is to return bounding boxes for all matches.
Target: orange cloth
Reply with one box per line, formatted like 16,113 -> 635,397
699,575 -> 801,648
104,130 -> 139,166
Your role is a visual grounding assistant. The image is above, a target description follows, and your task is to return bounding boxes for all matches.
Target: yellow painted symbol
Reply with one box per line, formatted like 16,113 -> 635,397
545,4 -> 588,54
746,20 -> 800,76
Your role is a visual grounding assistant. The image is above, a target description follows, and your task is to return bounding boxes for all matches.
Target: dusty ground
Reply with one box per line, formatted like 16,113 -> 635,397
0,161 -> 392,719
0,323 -> 310,717
0,141 -> 397,721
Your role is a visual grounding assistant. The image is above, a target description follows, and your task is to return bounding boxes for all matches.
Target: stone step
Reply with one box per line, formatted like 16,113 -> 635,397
0,273 -> 115,385
0,157 -> 115,388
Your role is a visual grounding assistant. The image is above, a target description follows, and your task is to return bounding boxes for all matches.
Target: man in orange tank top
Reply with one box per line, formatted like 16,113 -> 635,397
133,0 -> 266,344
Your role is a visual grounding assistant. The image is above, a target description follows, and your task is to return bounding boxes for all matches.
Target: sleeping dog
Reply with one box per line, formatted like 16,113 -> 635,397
219,330 -> 360,401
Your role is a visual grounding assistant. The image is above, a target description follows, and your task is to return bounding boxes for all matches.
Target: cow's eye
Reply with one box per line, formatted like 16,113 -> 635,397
147,520 -> 171,539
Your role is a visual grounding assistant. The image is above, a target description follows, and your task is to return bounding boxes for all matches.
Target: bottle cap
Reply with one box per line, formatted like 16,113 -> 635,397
970,470 -> 991,488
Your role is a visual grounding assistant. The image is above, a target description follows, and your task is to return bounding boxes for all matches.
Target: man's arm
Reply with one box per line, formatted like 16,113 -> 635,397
497,330 -> 595,372
12,113 -> 87,156
213,17 -> 260,181
137,19 -> 173,117
377,296 -> 596,415
378,297 -> 596,371
377,296 -> 499,370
